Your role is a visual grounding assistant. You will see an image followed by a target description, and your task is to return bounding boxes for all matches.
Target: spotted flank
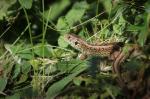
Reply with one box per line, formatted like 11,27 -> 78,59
65,33 -> 123,58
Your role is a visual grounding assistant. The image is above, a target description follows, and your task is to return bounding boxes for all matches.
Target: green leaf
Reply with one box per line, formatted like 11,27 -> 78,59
137,13 -> 150,46
15,45 -> 33,59
52,49 -> 68,58
127,12 -> 150,46
101,0 -> 112,14
145,0 -> 150,13
5,43 -> 33,60
43,0 -> 71,21
45,65 -> 57,74
0,10 -> 6,20
17,46 -> 32,58
58,35 -> 69,48
56,59 -> 87,73
30,59 -> 41,71
21,61 -> 31,74
56,1 -> 89,34
104,84 -> 121,99
56,17 -> 70,33
0,77 -> 7,92
5,93 -> 20,99
65,1 -> 89,26
13,64 -> 21,79
46,65 -> 87,98
19,0 -> 33,9
18,53 -> 33,60
0,0 -> 17,20
17,49 -> 33,59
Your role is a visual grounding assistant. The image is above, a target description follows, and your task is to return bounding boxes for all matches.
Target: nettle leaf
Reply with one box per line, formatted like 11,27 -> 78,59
56,17 -> 69,33
43,0 -> 71,21
5,44 -> 33,60
19,0 -> 33,9
33,44 -> 53,57
18,53 -> 33,60
17,48 -> 33,60
65,1 -> 89,26
56,1 -> 89,34
9,44 -> 23,54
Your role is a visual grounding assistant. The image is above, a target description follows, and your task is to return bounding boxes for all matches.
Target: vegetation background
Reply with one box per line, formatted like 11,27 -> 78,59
0,0 -> 150,99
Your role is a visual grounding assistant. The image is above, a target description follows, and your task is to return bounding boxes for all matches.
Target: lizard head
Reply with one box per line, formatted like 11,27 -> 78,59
64,33 -> 87,51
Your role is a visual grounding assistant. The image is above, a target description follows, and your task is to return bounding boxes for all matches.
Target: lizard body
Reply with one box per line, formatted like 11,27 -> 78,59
65,33 -> 123,59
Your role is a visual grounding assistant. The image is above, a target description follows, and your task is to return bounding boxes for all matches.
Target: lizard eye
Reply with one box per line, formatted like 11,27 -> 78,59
67,36 -> 71,39
74,41 -> 79,45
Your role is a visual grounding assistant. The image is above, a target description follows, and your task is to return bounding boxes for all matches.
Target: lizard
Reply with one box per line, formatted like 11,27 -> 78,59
64,33 -> 123,60
64,33 -> 142,88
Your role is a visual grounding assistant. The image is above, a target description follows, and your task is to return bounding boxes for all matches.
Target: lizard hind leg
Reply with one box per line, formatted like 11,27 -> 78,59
99,60 -> 112,72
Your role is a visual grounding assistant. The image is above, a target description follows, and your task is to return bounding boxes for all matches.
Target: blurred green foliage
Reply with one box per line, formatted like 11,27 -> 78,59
0,0 -> 149,99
